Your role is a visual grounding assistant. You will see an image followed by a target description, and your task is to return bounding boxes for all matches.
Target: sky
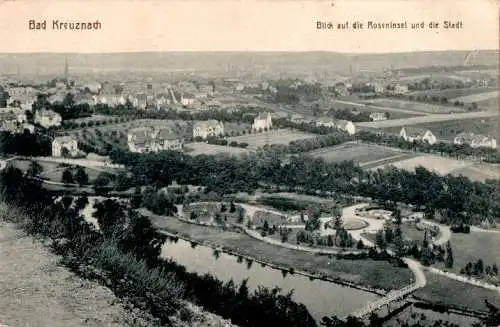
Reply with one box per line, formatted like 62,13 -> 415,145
0,0 -> 498,53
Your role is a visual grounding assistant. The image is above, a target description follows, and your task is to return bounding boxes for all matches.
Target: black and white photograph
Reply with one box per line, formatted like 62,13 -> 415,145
0,1 -> 498,326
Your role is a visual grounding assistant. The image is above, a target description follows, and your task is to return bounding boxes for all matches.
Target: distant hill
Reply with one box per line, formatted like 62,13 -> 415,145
0,50 -> 498,77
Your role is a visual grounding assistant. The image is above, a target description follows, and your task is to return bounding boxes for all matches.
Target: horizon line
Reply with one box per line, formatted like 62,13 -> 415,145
0,49 -> 499,56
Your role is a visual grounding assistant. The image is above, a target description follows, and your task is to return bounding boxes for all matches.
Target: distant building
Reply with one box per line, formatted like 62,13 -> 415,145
34,109 -> 62,128
400,127 -> 437,145
315,118 -> 356,135
334,83 -> 350,96
369,112 -> 387,121
394,84 -> 409,95
372,83 -> 385,94
181,93 -> 196,107
127,126 -> 183,153
52,135 -> 78,157
453,132 -> 475,146
252,112 -> 273,131
315,118 -> 337,128
336,119 -> 356,135
453,132 -> 497,149
471,135 -> 497,149
193,120 -> 224,139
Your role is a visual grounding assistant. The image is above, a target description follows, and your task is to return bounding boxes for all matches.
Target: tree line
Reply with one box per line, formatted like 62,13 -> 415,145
108,149 -> 500,228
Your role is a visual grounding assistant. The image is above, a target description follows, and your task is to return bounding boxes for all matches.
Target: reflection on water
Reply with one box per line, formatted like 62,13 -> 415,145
161,238 -> 380,321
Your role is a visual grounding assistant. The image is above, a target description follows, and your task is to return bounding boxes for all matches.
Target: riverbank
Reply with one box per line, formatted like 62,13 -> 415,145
0,204 -> 237,327
146,210 -> 414,293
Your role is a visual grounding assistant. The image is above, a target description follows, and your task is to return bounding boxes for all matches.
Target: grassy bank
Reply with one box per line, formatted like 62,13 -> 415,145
148,213 -> 414,291
0,204 -> 237,327
414,273 -> 500,312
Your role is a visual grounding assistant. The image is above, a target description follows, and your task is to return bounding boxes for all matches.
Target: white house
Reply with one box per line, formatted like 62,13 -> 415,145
336,120 -> 356,135
369,112 -> 387,121
35,109 -> 62,128
454,132 -> 497,149
193,120 -> 224,139
52,136 -> 78,157
315,118 -> 337,128
181,93 -> 196,107
471,135 -> 497,149
252,112 -> 273,131
400,127 -> 437,145
394,84 -> 409,95
127,127 -> 183,153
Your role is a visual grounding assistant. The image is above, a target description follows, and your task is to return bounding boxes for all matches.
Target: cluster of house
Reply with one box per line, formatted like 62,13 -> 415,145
126,113 -> 274,153
398,127 -> 497,149
0,108 -> 34,134
453,132 -> 497,149
370,82 -> 409,95
127,126 -> 184,153
290,115 -> 357,135
94,81 -> 215,110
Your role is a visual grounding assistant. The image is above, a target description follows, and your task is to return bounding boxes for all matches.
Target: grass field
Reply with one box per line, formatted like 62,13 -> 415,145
309,143 -> 413,166
414,273 -> 500,311
253,210 -> 289,226
148,211 -> 415,290
434,231 -> 500,275
10,159 -> 114,184
184,143 -> 253,156
381,117 -> 498,141
361,98 -> 466,114
377,155 -> 500,181
183,202 -> 243,224
227,129 -> 316,149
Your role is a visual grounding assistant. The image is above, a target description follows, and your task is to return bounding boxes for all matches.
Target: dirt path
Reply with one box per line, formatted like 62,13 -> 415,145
0,220 -> 149,327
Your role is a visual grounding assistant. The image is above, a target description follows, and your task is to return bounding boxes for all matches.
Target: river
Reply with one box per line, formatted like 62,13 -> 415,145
81,197 -> 479,325
161,237 -> 379,321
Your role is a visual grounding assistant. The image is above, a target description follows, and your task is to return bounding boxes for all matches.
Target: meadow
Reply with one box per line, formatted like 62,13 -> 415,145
227,129 -> 316,149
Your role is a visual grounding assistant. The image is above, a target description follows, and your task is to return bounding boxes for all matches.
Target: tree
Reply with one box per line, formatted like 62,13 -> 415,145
92,199 -> 126,237
445,241 -> 454,268
229,201 -> 236,213
356,239 -> 365,249
74,166 -> 89,186
375,230 -> 387,249
26,160 -> 43,177
61,168 -> 74,184
305,211 -> 321,232
333,215 -> 343,245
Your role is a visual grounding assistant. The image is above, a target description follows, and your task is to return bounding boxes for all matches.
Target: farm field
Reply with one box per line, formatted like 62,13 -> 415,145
184,143 -> 253,156
451,90 -> 499,103
361,98 -> 466,114
380,117 -> 498,141
227,129 -> 316,149
309,143 -> 413,166
408,87 -> 497,99
372,154 -> 500,182
356,111 -> 497,129
433,231 -> 500,276
338,103 -> 422,119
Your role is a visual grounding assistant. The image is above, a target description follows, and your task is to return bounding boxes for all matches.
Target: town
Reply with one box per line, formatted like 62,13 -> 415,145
0,51 -> 498,327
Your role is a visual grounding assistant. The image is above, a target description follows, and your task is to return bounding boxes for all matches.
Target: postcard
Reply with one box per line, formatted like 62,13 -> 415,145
0,1 -> 498,327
